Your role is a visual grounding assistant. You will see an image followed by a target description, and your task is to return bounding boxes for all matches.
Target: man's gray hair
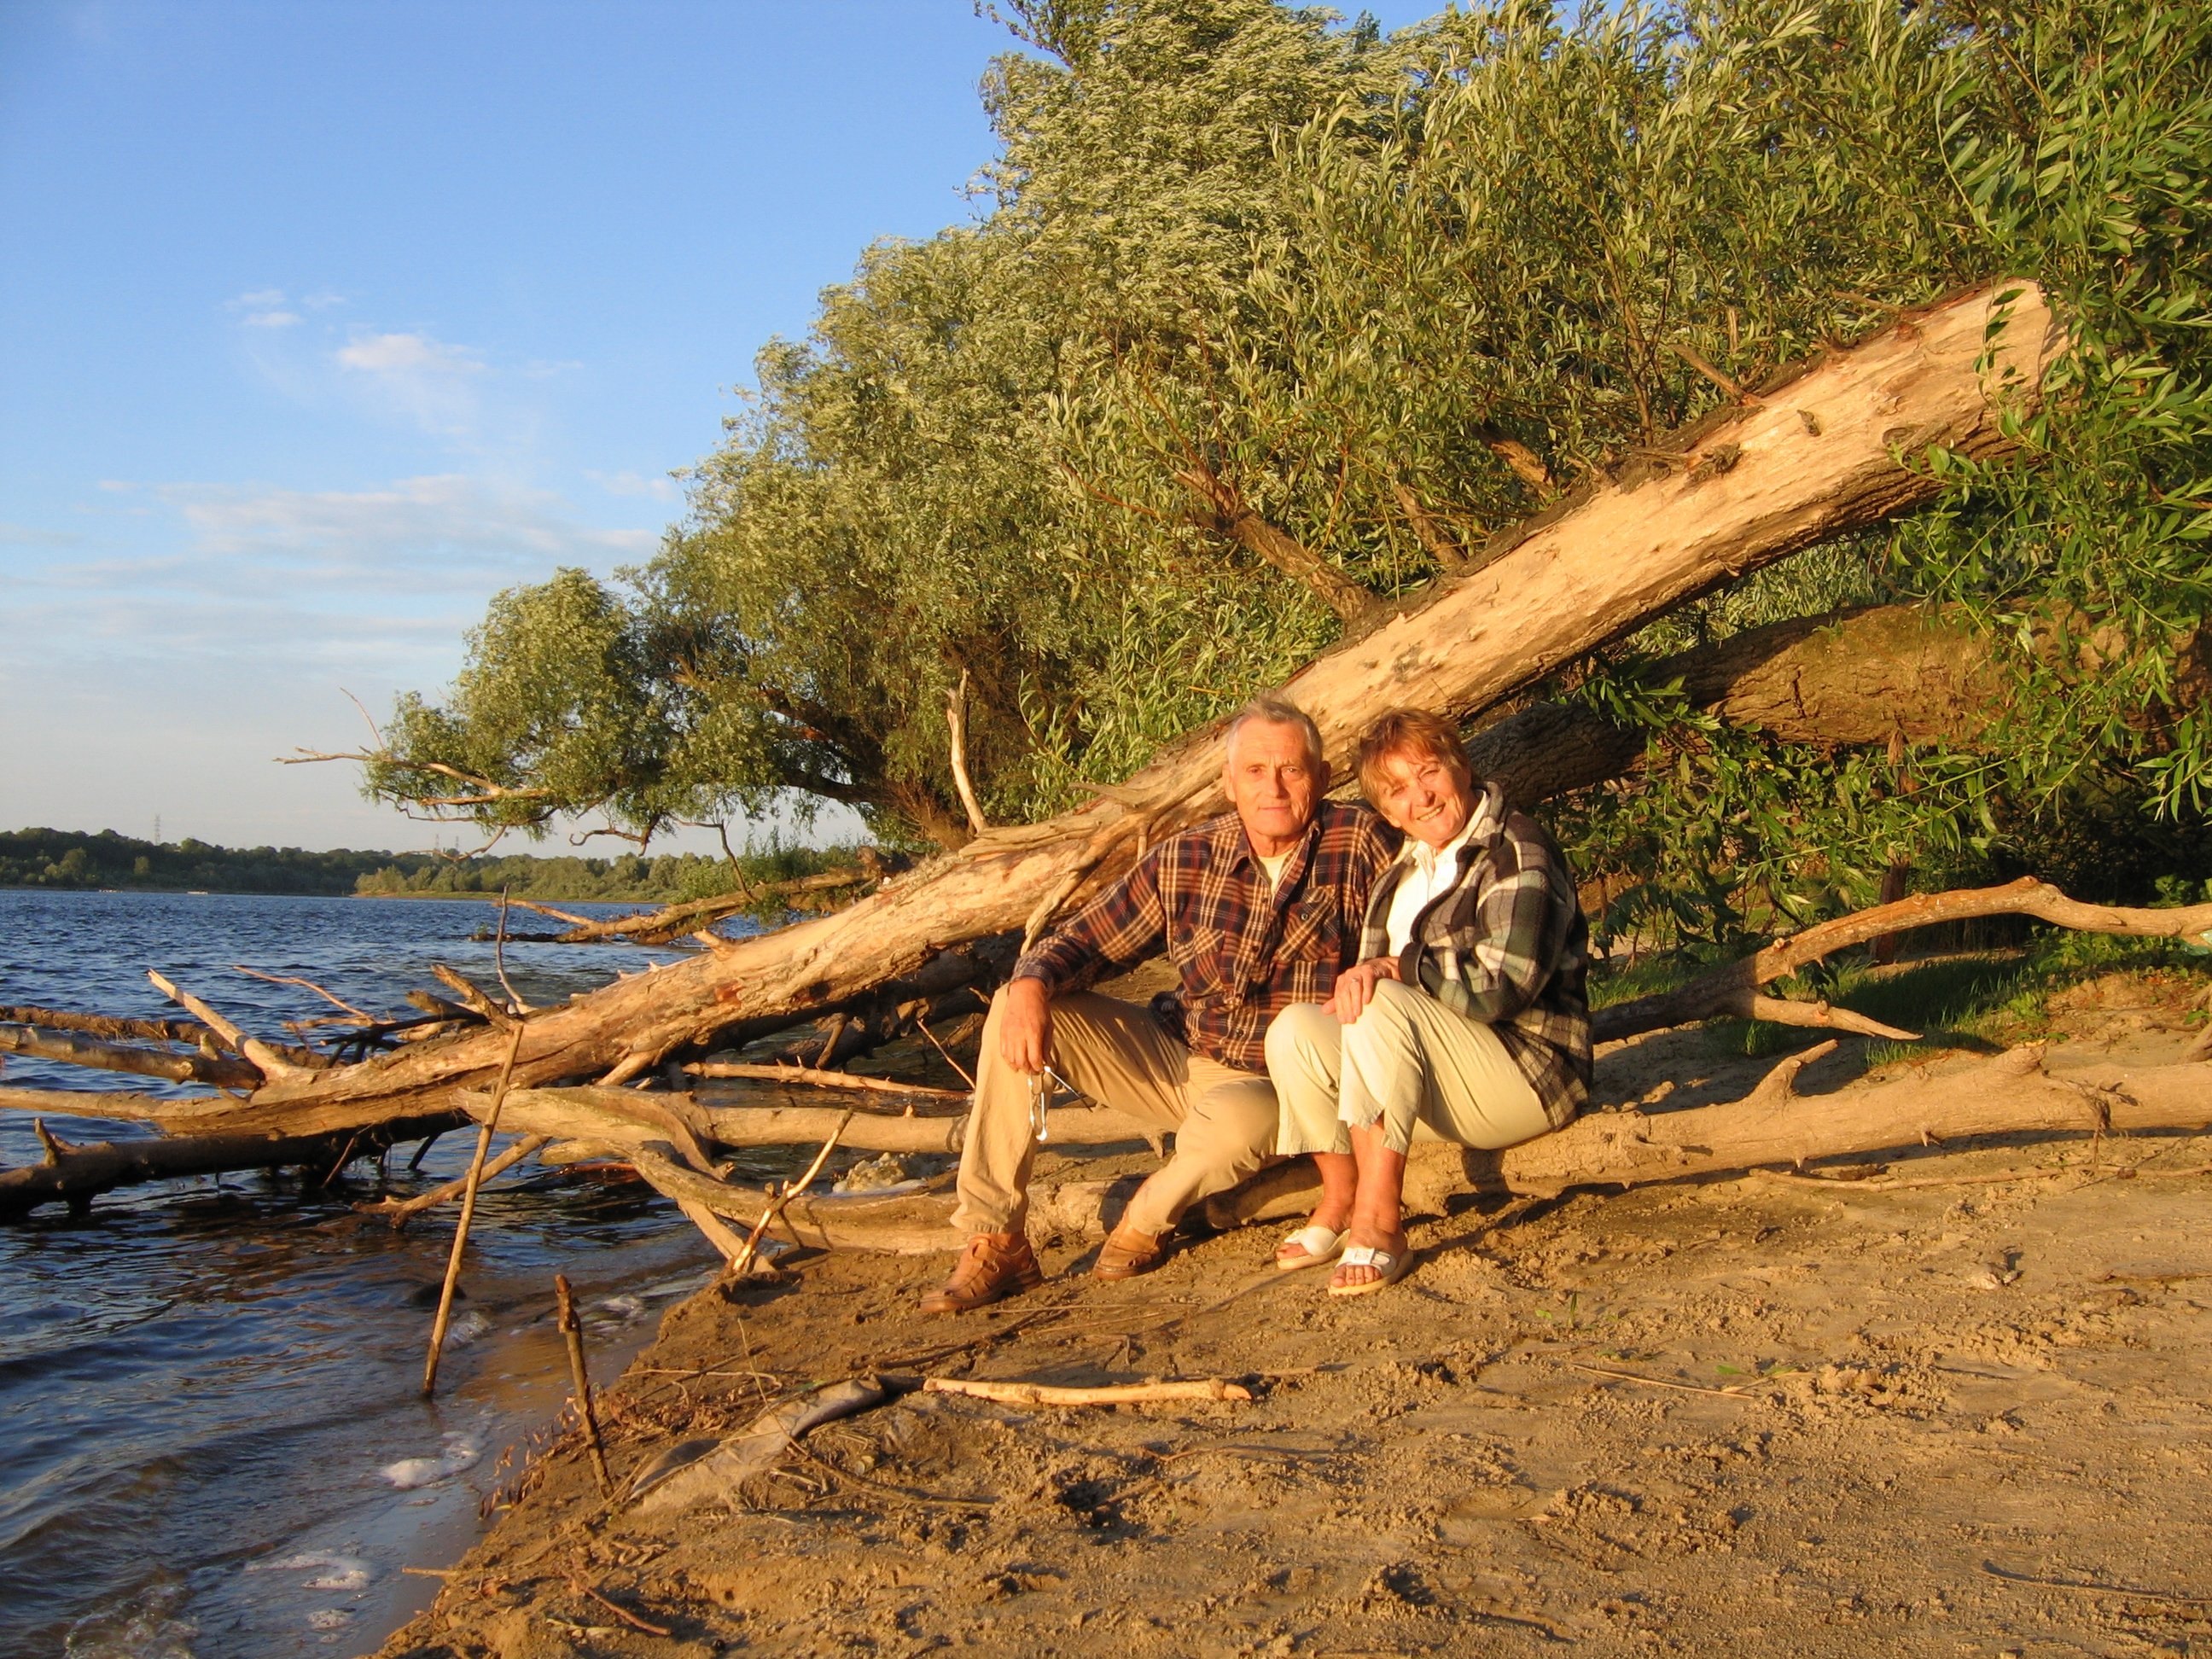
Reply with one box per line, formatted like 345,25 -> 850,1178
1224,695 -> 1326,771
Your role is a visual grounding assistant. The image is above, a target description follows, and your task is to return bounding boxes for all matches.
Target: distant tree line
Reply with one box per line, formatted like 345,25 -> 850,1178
0,827 -> 852,902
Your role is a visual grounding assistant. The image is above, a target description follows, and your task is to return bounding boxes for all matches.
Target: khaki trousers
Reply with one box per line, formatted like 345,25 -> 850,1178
952,987 -> 1279,1239
1265,979 -> 1551,1158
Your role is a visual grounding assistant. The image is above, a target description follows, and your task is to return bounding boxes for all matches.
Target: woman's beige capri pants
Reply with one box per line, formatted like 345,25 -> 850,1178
1265,978 -> 1551,1156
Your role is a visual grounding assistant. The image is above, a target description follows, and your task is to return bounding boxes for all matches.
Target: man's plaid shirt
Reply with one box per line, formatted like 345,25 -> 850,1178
1360,781 -> 1592,1126
1014,800 -> 1398,1073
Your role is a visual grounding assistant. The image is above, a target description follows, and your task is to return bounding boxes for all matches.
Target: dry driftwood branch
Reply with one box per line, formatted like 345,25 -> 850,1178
0,1023 -> 264,1089
1467,602 -> 2017,807
363,1133 -> 552,1225
147,970 -> 317,1085
922,1377 -> 1252,1406
684,1062 -> 968,1101
481,1086 -> 1151,1159
230,965 -> 378,1024
1595,877 -> 2212,1044
78,282 -> 2053,1133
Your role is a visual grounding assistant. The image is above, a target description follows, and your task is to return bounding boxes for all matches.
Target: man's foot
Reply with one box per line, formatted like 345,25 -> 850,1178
1274,1220 -> 1348,1272
1091,1223 -> 1167,1281
919,1231 -> 1043,1315
1325,1231 -> 1411,1296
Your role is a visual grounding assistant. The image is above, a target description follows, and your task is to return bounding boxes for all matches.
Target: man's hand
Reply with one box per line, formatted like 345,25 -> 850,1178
997,976 -> 1054,1075
1324,955 -> 1401,1024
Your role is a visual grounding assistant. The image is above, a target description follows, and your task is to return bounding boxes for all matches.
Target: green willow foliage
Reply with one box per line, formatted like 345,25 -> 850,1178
376,0 -> 2211,951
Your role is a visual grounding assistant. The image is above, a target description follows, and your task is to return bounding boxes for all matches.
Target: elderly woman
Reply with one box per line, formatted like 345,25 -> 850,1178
1264,709 -> 1592,1293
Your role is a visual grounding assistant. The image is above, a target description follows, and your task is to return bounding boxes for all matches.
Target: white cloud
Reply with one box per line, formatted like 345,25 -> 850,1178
243,308 -> 300,329
586,468 -> 680,502
0,521 -> 84,547
334,330 -> 487,437
147,473 -> 653,585
232,287 -> 287,308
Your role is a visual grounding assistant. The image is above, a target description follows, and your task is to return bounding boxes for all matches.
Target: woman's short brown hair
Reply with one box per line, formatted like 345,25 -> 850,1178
1354,708 -> 1470,804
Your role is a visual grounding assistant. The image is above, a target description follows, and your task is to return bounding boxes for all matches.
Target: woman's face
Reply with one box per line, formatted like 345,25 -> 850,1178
1370,747 -> 1476,850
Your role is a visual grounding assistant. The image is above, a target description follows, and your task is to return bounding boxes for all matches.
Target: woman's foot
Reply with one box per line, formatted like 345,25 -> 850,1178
1274,1220 -> 1348,1272
1325,1228 -> 1410,1295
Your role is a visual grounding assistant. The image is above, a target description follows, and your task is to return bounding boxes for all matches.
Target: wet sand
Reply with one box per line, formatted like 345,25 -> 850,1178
375,967 -> 2212,1657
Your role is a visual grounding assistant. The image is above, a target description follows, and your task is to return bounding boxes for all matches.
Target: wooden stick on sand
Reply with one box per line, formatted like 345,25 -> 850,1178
923,1377 -> 1253,1406
422,1020 -> 529,1398
553,1273 -> 614,1497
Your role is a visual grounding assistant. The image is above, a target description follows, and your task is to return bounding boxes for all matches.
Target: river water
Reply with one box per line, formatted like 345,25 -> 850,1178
0,889 -> 742,1657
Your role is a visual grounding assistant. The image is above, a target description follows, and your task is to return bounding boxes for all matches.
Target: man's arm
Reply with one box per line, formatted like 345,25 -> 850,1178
998,846 -> 1171,1072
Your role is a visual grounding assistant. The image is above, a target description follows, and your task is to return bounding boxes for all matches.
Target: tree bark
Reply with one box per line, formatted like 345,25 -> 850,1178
1468,602 -> 2012,806
25,281 -> 2061,1129
0,1114 -> 457,1219
0,1023 -> 264,1089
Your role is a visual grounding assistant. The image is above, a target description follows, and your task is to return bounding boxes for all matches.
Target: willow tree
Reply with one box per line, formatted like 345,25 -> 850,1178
352,0 -> 2212,940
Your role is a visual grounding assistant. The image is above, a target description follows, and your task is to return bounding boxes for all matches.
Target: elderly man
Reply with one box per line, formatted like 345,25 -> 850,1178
1265,707 -> 1591,1295
921,696 -> 1398,1314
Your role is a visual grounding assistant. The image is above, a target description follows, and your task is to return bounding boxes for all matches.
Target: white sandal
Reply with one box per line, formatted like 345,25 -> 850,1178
1274,1223 -> 1347,1272
1326,1243 -> 1411,1297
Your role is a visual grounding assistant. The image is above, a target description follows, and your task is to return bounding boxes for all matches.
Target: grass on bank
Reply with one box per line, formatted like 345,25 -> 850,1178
1590,926 -> 2212,1074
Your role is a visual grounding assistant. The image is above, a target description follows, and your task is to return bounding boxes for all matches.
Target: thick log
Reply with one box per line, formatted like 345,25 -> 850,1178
0,1023 -> 264,1089
0,1113 -> 457,1219
0,1080 -> 470,1144
1470,602 -> 2011,806
1595,877 -> 2212,1043
625,1040 -> 2208,1253
0,1005 -> 212,1046
469,1086 -> 1152,1158
160,282 -> 2059,1125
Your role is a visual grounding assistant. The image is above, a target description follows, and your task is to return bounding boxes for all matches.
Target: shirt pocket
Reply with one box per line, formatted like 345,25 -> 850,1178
1277,899 -> 1343,968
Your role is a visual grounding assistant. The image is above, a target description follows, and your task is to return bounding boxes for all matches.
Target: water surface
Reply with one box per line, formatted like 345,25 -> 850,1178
0,889 -> 733,1656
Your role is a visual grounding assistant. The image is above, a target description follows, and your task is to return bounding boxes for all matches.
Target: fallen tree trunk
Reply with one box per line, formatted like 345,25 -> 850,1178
1594,876 -> 2212,1043
0,1113 -> 457,1219
604,1040 -> 2210,1253
1469,602 -> 2015,806
148,280 -> 2057,1125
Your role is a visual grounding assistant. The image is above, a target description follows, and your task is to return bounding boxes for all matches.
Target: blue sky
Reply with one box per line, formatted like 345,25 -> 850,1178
0,0 -> 1431,854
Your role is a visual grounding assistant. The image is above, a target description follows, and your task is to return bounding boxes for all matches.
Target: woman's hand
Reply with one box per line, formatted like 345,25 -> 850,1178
1324,955 -> 1401,1024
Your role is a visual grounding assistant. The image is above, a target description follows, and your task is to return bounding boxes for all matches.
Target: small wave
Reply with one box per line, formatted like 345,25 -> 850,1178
380,1434 -> 481,1490
306,1609 -> 354,1632
63,1582 -> 197,1658
594,1294 -> 645,1320
249,1551 -> 373,1591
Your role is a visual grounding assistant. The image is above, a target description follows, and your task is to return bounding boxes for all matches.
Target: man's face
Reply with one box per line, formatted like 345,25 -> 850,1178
1224,719 -> 1326,855
1370,746 -> 1475,850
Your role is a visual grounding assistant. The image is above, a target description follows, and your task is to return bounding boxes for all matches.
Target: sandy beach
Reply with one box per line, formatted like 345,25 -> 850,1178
374,963 -> 2212,1658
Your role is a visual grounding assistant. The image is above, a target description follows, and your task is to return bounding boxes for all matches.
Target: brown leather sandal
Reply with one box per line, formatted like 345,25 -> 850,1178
1091,1223 -> 1167,1282
919,1231 -> 1043,1315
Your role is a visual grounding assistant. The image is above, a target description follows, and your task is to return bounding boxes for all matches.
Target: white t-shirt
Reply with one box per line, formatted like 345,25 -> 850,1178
1255,849 -> 1293,892
1382,814 -> 1479,953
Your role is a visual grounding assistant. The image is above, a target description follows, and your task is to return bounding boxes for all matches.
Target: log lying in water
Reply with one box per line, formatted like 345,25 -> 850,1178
0,1112 -> 460,1219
